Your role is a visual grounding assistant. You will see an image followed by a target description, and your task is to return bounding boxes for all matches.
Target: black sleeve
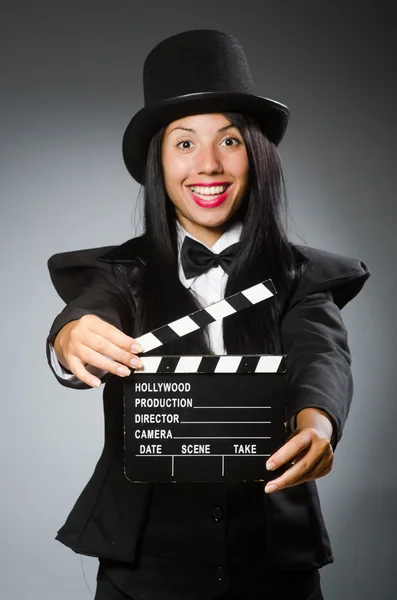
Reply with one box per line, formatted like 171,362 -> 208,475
46,255 -> 133,391
281,289 -> 352,451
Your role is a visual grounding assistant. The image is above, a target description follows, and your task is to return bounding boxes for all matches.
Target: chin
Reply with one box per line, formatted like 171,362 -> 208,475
191,206 -> 237,225
193,215 -> 232,229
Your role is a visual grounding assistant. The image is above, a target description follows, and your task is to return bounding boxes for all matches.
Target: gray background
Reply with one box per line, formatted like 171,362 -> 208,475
1,0 -> 395,598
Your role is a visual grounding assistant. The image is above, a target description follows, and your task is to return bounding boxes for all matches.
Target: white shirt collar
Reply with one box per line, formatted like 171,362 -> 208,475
176,220 -> 243,288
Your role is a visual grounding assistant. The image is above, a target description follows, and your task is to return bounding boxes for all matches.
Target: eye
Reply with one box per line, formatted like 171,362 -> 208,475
221,136 -> 241,147
176,140 -> 194,150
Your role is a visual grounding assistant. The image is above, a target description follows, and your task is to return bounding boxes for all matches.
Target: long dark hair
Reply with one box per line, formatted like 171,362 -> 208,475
134,112 -> 307,356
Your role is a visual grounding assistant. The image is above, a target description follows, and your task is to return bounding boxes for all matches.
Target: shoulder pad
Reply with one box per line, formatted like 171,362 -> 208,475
47,245 -> 118,303
292,245 -> 371,309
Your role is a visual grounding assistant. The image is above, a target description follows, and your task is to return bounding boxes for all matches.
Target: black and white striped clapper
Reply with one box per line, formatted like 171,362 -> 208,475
124,278 -> 288,483
134,279 -> 277,353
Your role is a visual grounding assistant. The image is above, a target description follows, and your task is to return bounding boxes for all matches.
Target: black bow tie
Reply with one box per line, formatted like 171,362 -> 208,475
181,236 -> 240,279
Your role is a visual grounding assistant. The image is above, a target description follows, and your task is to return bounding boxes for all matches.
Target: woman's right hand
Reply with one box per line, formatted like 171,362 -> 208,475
53,314 -> 143,388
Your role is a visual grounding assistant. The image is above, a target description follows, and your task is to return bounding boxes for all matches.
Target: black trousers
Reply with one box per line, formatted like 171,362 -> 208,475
94,570 -> 325,600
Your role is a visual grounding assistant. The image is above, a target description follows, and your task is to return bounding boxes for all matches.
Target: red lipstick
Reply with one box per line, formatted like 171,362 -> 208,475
186,184 -> 232,208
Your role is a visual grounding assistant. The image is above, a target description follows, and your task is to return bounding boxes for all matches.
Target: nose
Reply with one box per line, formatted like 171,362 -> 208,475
195,144 -> 223,175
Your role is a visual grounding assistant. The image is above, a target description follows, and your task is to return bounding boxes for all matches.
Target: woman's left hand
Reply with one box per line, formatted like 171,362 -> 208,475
264,407 -> 334,494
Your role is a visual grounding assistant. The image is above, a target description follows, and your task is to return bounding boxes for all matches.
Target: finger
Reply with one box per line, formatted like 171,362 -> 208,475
281,456 -> 334,489
84,330 -> 143,370
75,344 -> 136,378
265,443 -> 330,493
289,447 -> 308,466
265,460 -> 310,493
74,316 -> 144,368
67,355 -> 104,388
288,439 -> 330,467
290,451 -> 331,482
82,315 -> 143,353
266,431 -> 313,472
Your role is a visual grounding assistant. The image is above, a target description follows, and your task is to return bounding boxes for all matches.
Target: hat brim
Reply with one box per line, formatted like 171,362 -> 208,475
122,92 -> 290,184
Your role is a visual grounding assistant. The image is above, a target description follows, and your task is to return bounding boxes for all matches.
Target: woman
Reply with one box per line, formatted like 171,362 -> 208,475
46,30 -> 370,600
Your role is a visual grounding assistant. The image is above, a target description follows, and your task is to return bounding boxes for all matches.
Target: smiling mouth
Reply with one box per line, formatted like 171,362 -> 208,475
188,184 -> 230,199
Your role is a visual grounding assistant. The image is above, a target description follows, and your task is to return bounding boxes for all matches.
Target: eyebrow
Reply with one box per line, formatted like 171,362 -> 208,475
167,124 -> 237,136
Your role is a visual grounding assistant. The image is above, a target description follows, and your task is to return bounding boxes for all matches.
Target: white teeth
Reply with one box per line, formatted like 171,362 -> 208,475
190,185 -> 228,195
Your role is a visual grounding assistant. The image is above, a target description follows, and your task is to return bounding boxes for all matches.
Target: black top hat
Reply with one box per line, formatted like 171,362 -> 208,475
122,30 -> 290,183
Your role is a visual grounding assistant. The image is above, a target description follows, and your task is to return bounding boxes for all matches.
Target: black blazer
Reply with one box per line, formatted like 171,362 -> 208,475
46,235 -> 370,568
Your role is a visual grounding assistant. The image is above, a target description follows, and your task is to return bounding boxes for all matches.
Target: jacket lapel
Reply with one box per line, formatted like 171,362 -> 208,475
97,235 -> 148,265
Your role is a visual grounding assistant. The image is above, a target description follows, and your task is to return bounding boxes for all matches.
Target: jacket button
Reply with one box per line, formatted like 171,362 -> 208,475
214,566 -> 227,581
212,506 -> 224,522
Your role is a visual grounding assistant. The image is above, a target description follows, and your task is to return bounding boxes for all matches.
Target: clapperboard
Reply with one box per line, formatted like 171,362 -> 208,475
124,279 -> 288,483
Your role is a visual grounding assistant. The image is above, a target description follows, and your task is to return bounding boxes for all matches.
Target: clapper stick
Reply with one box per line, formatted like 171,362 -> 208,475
135,278 -> 277,354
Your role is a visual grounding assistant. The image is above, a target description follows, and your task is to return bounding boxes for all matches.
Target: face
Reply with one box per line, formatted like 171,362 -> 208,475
161,113 -> 249,246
